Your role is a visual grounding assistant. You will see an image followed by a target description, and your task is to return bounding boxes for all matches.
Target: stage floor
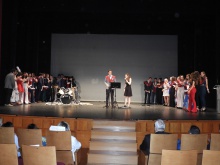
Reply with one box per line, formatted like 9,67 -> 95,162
0,101 -> 219,121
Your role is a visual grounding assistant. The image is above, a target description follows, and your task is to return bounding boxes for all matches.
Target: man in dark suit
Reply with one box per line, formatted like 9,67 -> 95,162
4,68 -> 17,106
140,119 -> 170,155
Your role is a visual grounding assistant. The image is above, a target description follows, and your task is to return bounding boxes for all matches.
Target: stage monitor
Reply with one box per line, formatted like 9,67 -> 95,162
110,82 -> 121,88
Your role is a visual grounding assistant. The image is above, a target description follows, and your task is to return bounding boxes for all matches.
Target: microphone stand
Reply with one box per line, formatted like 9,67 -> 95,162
112,87 -> 118,108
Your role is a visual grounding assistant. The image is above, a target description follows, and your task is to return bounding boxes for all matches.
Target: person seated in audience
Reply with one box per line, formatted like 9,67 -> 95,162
27,123 -> 47,146
177,125 -> 200,150
1,121 -> 21,157
140,119 -> 170,155
50,121 -> 82,161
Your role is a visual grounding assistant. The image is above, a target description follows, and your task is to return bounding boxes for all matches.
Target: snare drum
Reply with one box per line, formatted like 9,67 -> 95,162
58,88 -> 65,95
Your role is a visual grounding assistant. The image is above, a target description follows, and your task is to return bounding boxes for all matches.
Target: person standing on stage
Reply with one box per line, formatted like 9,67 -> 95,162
4,68 -> 17,106
199,71 -> 210,111
143,77 -> 152,106
187,72 -> 198,113
104,70 -> 116,108
162,78 -> 170,106
176,75 -> 185,109
124,73 -> 132,108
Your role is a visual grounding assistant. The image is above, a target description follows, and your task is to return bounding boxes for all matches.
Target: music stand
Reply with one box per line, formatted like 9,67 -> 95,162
110,82 -> 121,108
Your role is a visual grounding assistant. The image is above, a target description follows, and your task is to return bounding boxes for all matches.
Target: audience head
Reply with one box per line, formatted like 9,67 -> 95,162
57,121 -> 70,131
188,125 -> 200,134
2,121 -> 14,127
27,123 -> 39,129
154,119 -> 165,132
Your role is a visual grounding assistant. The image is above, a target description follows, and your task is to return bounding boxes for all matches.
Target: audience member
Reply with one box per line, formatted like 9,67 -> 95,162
51,121 -> 81,161
27,123 -> 46,146
140,119 -> 169,155
177,125 -> 200,150
1,121 -> 21,157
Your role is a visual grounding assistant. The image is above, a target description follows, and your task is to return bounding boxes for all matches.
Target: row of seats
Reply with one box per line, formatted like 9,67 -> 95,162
140,133 -> 220,165
0,127 -> 80,165
161,149 -> 220,165
0,143 -> 65,165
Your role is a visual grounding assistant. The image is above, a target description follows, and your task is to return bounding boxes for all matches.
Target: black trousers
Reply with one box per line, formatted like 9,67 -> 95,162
144,91 -> 151,104
5,88 -> 13,104
106,88 -> 114,106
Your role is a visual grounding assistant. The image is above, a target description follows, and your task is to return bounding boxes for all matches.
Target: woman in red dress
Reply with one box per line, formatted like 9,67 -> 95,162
16,73 -> 24,105
187,72 -> 199,113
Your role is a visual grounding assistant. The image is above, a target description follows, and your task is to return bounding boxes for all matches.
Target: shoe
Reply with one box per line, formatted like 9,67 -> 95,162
201,107 -> 206,111
5,104 -> 13,106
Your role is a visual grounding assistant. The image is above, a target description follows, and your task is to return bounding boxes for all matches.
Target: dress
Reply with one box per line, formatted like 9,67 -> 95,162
162,84 -> 170,97
188,81 -> 197,113
169,82 -> 176,107
124,81 -> 132,97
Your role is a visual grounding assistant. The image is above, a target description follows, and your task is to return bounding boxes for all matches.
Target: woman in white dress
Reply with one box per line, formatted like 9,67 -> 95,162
162,78 -> 170,106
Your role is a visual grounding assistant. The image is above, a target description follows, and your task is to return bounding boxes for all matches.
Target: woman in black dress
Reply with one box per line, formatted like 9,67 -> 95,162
124,73 -> 132,108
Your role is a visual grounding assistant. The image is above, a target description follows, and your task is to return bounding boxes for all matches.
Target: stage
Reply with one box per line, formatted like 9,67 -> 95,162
0,101 -> 219,121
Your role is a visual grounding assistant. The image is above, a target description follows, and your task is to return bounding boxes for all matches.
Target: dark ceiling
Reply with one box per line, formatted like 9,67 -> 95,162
13,0 -> 216,34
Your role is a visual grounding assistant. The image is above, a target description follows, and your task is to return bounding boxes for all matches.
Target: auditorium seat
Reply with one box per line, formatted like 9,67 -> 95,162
46,130 -> 79,165
202,150 -> 220,165
16,128 -> 43,147
22,144 -> 58,165
210,133 -> 220,150
0,127 -> 15,144
0,143 -> 18,165
161,149 -> 197,165
146,134 -> 178,165
180,134 -> 208,165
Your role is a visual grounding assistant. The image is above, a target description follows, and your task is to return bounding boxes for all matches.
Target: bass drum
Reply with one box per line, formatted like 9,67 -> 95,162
61,94 -> 72,104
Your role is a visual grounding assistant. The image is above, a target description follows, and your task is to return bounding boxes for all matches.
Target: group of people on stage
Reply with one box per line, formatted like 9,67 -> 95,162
4,67 -> 210,112
104,69 -> 210,112
143,71 -> 210,112
4,68 -> 79,106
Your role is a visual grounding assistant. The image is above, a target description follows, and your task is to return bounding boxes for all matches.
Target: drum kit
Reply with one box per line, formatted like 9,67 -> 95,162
56,87 -> 80,105
55,87 -> 72,104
